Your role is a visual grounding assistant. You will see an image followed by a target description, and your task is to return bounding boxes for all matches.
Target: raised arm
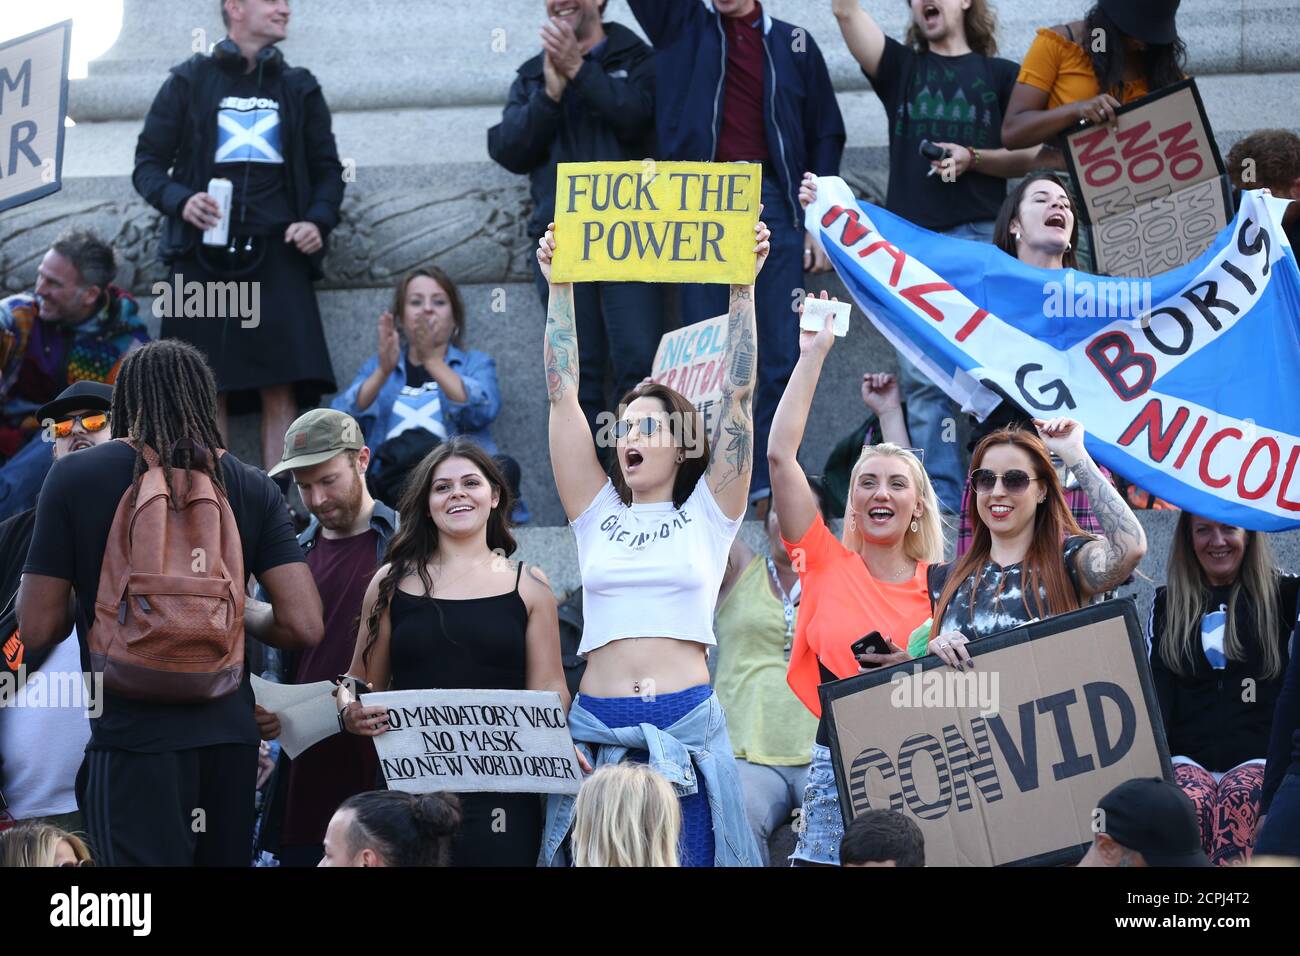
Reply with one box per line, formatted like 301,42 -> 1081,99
767,300 -> 835,544
706,219 -> 770,520
1001,82 -> 1120,150
1035,417 -> 1147,599
538,224 -> 607,521
833,0 -> 887,78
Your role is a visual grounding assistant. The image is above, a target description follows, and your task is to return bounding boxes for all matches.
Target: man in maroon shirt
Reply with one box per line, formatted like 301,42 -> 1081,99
628,0 -> 845,512
250,408 -> 398,866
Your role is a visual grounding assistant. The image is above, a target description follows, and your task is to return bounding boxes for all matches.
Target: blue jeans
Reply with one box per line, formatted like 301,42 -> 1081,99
679,174 -> 803,504
533,262 -> 665,447
789,742 -> 844,865
895,218 -> 996,513
1256,773 -> 1300,858
736,757 -> 810,867
0,436 -> 53,522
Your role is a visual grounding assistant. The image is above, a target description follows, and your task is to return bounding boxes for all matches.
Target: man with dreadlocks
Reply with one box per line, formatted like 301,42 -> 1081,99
18,339 -> 323,866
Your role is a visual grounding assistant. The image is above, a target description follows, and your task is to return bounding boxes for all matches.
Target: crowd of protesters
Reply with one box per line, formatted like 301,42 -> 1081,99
1,0 -> 1299,869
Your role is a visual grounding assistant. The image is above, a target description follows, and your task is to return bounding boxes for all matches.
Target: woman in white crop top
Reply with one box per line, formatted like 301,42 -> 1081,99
532,216 -> 770,868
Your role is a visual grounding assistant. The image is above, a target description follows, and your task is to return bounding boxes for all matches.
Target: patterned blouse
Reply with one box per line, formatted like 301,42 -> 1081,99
928,535 -> 1092,641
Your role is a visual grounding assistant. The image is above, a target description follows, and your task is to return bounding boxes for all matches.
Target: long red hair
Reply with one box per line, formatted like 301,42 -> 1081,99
933,428 -> 1092,629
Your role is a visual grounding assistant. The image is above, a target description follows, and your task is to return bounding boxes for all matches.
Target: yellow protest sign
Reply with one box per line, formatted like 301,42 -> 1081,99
551,161 -> 762,284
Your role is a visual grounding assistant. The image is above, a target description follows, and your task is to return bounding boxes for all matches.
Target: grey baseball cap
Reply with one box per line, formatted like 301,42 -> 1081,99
268,408 -> 364,477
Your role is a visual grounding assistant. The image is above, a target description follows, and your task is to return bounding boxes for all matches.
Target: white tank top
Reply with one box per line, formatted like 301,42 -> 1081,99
571,478 -> 742,656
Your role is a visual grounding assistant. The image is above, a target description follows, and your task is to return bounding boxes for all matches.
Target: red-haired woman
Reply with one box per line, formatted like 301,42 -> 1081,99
928,418 -> 1147,666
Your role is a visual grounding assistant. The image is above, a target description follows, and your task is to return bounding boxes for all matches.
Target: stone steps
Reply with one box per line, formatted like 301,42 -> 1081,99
69,0 -> 1300,121
5,0 -> 1300,526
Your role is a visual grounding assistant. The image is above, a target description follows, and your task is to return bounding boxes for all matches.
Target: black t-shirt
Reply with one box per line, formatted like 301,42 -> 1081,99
213,73 -> 294,236
868,37 -> 1020,232
23,440 -> 305,753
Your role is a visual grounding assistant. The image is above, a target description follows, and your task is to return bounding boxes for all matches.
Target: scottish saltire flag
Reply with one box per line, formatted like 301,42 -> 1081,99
806,176 -> 1300,531
215,95 -> 284,164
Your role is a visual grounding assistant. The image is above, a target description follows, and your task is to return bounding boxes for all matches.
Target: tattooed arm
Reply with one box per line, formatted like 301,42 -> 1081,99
538,224 -> 607,520
1035,417 -> 1147,599
706,219 -> 770,520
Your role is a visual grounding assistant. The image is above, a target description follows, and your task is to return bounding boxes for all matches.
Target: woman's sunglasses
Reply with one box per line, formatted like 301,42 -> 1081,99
612,416 -> 664,440
970,468 -> 1040,495
52,413 -> 109,438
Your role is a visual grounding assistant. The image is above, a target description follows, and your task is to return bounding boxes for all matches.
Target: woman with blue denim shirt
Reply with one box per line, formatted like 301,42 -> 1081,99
331,267 -> 527,518
533,216 -> 770,867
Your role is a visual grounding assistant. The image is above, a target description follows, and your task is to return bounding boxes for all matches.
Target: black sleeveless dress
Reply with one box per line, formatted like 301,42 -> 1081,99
387,561 -> 543,866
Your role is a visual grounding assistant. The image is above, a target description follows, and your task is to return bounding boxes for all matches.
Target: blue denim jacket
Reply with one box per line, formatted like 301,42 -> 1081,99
331,344 -> 501,460
539,691 -> 763,867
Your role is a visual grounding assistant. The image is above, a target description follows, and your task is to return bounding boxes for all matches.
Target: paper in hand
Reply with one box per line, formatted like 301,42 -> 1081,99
799,296 -> 851,336
251,674 -> 341,759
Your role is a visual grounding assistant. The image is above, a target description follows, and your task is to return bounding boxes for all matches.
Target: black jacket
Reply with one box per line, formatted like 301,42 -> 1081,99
1147,575 -> 1300,774
132,49 -> 344,279
1263,590 -> 1300,813
487,22 -> 656,240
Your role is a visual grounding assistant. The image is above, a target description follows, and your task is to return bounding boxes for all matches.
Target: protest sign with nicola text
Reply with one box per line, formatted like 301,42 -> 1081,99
805,174 -> 1300,531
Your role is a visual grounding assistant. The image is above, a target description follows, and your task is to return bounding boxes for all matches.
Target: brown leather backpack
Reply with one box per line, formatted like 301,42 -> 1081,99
90,439 -> 245,702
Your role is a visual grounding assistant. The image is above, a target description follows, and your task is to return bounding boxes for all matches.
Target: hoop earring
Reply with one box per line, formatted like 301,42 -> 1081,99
910,519 -> 919,534
1065,241 -> 1072,252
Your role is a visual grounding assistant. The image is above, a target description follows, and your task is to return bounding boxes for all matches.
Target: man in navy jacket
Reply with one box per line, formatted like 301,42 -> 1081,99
628,0 -> 846,507
488,1 -> 662,447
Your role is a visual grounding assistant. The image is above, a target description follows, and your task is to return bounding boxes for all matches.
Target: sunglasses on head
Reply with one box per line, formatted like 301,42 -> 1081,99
861,441 -> 926,464
613,416 -> 664,440
52,413 -> 109,438
970,468 -> 1040,494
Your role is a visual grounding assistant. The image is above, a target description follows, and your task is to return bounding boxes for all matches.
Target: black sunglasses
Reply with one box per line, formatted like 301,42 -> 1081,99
970,468 -> 1040,494
613,416 -> 664,440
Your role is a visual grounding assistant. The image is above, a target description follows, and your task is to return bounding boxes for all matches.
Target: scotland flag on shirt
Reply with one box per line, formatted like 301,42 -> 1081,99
215,94 -> 284,164
1201,605 -> 1228,669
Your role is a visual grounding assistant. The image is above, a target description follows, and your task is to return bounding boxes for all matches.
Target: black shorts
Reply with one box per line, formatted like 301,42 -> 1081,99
80,743 -> 258,866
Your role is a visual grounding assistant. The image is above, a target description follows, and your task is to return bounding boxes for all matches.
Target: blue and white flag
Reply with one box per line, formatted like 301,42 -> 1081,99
806,176 -> 1300,531
215,94 -> 284,164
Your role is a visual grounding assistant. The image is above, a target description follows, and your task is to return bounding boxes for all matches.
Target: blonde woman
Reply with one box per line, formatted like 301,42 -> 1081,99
768,297 -> 944,867
0,822 -> 93,867
572,764 -> 682,868
1148,513 -> 1299,865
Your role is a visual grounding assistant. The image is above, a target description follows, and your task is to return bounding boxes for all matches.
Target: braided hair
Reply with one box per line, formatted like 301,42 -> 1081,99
110,339 -> 227,504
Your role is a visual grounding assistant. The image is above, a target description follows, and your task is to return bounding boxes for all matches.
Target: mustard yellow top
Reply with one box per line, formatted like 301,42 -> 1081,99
1016,27 -> 1150,110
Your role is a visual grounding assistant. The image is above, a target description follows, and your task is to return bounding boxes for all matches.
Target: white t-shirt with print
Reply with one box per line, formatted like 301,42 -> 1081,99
571,478 -> 743,656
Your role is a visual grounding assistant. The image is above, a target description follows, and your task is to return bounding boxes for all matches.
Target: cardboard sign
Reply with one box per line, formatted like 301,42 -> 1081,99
1064,79 -> 1230,278
0,20 -> 70,213
367,689 -> 582,796
648,313 -> 728,441
551,161 -> 762,284
821,600 -> 1172,867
